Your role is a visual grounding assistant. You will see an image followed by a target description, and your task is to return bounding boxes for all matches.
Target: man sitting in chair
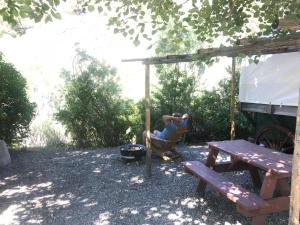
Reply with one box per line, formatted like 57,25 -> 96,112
153,113 -> 189,140
144,113 -> 189,160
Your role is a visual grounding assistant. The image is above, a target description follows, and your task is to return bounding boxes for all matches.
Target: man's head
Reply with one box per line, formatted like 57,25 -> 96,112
172,112 -> 182,117
182,113 -> 189,119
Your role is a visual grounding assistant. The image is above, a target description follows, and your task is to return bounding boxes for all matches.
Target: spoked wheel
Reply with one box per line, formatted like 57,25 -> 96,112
255,125 -> 294,154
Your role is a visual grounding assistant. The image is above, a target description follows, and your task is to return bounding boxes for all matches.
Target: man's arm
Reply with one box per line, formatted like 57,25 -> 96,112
162,115 -> 181,125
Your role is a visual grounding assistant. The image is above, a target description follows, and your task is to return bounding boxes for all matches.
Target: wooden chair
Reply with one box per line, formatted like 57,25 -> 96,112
150,125 -> 188,161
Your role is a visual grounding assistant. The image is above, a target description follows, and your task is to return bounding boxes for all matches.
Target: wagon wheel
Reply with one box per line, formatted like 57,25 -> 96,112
255,125 -> 294,153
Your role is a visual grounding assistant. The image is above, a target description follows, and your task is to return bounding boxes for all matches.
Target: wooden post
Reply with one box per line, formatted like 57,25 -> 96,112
145,64 -> 152,177
289,86 -> 300,225
230,57 -> 236,140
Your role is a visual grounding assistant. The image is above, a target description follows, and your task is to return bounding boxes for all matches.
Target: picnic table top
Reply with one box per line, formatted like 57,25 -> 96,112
208,139 -> 293,176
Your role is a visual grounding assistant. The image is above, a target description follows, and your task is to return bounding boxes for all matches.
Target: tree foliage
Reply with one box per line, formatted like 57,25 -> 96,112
0,0 -> 61,25
191,74 -> 253,141
152,66 -> 196,126
0,0 -> 62,36
56,50 -> 139,147
2,1 -> 300,42
0,55 -> 36,145
138,28 -> 199,131
84,0 -> 300,45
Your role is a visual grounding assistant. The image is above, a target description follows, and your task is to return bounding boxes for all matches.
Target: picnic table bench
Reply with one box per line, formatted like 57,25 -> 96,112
183,139 -> 293,225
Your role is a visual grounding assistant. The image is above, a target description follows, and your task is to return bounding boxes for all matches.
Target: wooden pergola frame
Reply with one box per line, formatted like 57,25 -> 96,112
123,32 -> 300,225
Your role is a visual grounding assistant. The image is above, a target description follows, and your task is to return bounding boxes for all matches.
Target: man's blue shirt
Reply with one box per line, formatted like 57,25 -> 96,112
157,118 -> 188,140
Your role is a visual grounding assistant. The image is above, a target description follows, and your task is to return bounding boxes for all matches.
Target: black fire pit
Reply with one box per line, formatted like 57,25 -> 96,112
120,144 -> 146,161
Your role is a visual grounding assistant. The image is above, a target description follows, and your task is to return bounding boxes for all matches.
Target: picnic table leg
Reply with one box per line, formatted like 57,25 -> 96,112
277,178 -> 291,196
196,147 -> 219,193
251,172 -> 277,225
248,166 -> 262,189
251,215 -> 267,225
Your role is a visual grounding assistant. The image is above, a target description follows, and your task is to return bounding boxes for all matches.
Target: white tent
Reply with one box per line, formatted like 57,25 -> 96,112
239,52 -> 300,107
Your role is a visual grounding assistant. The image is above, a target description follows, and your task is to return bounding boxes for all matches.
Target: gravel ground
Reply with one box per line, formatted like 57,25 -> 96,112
0,145 -> 288,225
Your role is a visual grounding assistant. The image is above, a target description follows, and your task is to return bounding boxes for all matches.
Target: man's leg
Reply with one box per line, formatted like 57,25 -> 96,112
153,130 -> 161,137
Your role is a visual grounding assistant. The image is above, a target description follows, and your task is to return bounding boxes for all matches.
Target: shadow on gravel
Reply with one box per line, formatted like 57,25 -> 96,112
0,146 -> 288,225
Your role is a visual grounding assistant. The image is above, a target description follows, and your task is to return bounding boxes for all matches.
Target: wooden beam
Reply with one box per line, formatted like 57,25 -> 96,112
122,58 -> 146,63
196,32 -> 300,57
230,57 -> 236,140
138,47 -> 298,65
272,18 -> 300,31
144,54 -> 201,65
122,33 -> 300,65
145,64 -> 152,177
289,86 -> 300,225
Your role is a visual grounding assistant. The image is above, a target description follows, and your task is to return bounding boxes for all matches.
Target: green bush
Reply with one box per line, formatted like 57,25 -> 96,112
0,55 -> 35,145
132,65 -> 197,143
191,77 -> 253,142
56,50 -> 138,147
133,73 -> 253,144
28,121 -> 67,147
151,66 -> 196,129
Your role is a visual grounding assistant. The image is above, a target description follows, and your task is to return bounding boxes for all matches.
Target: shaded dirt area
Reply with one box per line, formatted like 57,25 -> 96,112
0,145 -> 288,225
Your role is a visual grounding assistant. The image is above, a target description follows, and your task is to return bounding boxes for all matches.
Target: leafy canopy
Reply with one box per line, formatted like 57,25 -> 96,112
1,0 -> 62,24
0,0 -> 62,35
75,0 -> 300,44
2,1 -> 300,42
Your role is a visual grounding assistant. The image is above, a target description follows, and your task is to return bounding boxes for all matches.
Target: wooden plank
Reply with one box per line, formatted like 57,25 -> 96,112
209,143 -> 292,171
146,48 -> 298,65
250,215 -> 267,225
145,64 -> 152,177
260,172 -> 277,199
238,197 -> 290,215
260,197 -> 290,214
209,140 -> 293,165
183,161 -> 268,210
273,18 -> 300,31
206,145 -> 219,167
209,147 -> 292,175
197,146 -> 219,192
209,140 -> 293,164
123,33 -> 300,65
212,161 -> 249,172
277,178 -> 291,196
248,166 -> 262,189
208,140 -> 293,175
201,32 -> 300,57
289,86 -> 300,225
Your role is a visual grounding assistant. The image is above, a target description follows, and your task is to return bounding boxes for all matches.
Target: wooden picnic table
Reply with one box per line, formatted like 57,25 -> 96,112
183,139 -> 293,225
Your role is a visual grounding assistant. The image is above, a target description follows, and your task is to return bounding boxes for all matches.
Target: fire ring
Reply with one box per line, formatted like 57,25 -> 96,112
120,144 -> 146,160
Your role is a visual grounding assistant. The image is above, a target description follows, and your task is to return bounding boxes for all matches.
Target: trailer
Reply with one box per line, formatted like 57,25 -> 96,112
239,52 -> 300,153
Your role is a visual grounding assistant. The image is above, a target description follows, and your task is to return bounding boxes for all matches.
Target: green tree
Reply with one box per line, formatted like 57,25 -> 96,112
151,66 -> 196,128
3,1 -> 299,43
0,55 -> 36,145
0,0 -> 62,35
144,27 -> 200,130
56,50 -> 138,147
83,1 -> 300,45
191,74 -> 253,141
